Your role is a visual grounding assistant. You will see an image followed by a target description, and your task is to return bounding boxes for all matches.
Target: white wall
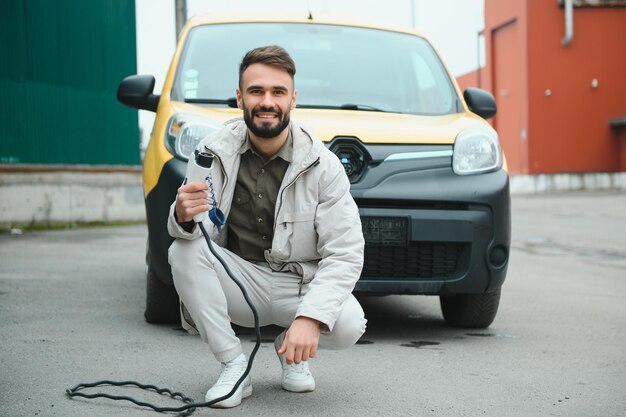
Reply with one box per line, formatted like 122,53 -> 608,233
413,0 -> 485,76
135,0 -> 177,152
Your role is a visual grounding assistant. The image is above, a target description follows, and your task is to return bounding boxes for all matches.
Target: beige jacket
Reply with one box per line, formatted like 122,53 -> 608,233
167,118 -> 364,331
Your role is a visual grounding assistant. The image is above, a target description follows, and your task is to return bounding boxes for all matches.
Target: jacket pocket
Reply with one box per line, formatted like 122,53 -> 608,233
277,204 -> 318,261
283,210 -> 315,223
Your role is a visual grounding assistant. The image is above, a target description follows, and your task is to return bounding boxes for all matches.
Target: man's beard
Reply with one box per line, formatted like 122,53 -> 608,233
243,103 -> 291,139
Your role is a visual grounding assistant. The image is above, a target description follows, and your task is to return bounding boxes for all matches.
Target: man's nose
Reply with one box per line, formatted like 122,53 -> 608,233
260,92 -> 274,107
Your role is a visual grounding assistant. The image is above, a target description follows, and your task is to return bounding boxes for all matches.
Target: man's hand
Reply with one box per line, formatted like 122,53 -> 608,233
175,182 -> 209,224
277,316 -> 321,364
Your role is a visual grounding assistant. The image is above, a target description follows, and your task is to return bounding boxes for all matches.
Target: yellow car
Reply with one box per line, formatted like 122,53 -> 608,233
117,14 -> 510,328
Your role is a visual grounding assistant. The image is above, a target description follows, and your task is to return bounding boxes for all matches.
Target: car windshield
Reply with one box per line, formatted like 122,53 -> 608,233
173,22 -> 459,115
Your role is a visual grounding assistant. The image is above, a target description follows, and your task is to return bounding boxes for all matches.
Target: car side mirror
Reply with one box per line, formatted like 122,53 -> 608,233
463,87 -> 497,120
117,75 -> 160,112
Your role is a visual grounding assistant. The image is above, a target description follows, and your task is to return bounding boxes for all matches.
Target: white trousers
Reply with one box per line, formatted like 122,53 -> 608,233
169,237 -> 367,363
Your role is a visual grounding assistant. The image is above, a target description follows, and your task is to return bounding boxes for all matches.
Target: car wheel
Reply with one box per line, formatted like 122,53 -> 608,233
439,289 -> 501,328
144,246 -> 180,324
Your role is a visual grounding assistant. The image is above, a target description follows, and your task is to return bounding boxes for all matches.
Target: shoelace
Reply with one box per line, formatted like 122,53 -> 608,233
285,361 -> 310,374
217,364 -> 247,385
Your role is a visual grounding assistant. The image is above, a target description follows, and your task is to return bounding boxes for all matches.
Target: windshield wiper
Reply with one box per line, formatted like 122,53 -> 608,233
297,103 -> 386,112
183,99 -> 386,112
185,97 -> 238,108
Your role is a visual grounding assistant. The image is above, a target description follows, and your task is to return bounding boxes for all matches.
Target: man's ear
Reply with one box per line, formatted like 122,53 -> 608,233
236,89 -> 243,109
291,90 -> 297,109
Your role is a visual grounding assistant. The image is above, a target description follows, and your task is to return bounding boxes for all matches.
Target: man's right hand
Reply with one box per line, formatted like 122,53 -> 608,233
175,182 -> 209,224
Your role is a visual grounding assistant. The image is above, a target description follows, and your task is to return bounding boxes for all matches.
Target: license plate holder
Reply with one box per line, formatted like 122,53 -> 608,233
361,216 -> 409,246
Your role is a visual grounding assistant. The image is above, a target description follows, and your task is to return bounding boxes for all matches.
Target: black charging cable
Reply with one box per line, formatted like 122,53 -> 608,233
66,222 -> 261,416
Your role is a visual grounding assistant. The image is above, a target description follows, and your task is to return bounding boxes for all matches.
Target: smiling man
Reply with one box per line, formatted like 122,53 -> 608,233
167,45 -> 367,408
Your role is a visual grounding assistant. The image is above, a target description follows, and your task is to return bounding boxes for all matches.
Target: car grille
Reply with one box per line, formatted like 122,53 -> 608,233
362,242 -> 465,279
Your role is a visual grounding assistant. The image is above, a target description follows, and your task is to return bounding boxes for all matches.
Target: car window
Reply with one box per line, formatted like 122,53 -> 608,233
173,22 -> 459,115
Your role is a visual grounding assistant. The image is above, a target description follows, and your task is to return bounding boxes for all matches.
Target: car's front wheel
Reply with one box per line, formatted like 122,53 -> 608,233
439,289 -> 501,328
145,247 -> 180,324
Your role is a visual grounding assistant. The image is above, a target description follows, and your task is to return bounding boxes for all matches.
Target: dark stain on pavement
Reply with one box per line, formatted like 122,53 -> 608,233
401,341 -> 440,349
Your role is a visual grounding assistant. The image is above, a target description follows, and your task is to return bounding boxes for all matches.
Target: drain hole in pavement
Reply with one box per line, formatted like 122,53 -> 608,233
401,341 -> 440,348
356,340 -> 374,345
466,333 -> 495,337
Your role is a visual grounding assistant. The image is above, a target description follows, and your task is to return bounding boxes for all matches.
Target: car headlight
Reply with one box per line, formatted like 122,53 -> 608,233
165,114 -> 219,160
453,125 -> 502,175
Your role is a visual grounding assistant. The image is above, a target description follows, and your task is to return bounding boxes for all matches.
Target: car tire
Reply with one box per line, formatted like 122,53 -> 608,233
144,249 -> 180,324
439,289 -> 501,328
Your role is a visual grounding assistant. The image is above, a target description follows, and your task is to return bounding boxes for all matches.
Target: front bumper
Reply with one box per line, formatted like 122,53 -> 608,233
146,157 -> 511,295
352,166 -> 510,295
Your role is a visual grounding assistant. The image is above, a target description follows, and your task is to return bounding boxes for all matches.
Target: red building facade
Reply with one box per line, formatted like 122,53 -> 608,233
457,0 -> 626,175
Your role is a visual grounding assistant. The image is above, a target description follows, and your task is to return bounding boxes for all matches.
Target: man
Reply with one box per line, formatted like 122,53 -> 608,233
167,45 -> 366,408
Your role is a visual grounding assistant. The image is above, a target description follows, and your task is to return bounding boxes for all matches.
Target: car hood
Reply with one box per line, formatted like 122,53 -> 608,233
170,102 -> 488,145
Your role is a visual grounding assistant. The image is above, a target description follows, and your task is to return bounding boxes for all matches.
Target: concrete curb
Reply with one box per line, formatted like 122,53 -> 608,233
0,169 -> 145,226
510,172 -> 626,194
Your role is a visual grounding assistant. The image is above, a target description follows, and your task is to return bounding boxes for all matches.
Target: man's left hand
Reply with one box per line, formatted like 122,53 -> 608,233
277,316 -> 321,364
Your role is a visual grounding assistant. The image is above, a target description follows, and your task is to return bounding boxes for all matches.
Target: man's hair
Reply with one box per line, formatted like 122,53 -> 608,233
238,45 -> 296,88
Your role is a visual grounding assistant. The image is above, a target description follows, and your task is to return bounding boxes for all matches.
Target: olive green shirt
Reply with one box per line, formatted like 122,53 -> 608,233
226,130 -> 293,261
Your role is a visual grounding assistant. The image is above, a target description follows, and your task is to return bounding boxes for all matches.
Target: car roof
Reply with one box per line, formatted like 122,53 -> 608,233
185,11 -> 425,39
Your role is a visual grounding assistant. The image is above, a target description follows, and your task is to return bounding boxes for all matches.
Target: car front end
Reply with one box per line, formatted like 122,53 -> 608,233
117,15 -> 510,327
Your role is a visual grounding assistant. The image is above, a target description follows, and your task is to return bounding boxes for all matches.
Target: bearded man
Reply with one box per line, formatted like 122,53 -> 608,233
168,45 -> 366,408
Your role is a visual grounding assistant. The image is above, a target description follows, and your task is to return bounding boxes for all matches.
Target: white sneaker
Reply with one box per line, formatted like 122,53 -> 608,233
274,331 -> 316,393
204,361 -> 252,408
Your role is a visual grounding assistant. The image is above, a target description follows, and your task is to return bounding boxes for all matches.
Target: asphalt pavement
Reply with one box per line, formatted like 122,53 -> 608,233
1,191 -> 625,417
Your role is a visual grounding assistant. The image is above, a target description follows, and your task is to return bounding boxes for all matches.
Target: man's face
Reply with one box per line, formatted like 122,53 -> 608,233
236,63 -> 296,139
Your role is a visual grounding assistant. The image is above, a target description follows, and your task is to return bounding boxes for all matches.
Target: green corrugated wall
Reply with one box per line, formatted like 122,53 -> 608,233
0,0 -> 139,165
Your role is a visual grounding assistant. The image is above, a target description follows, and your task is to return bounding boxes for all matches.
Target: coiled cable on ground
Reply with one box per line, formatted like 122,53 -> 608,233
66,221 -> 261,416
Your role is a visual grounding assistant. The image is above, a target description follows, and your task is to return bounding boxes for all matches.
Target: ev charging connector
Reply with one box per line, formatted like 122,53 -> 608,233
185,150 -> 226,230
